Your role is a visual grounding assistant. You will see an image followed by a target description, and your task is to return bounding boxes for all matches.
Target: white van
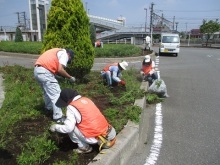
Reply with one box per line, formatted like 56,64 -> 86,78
159,33 -> 180,57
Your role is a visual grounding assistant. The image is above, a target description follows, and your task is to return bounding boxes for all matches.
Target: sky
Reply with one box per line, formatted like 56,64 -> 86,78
0,0 -> 220,32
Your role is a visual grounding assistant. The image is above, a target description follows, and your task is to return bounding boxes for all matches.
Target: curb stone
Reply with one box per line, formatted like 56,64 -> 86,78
88,82 -> 149,165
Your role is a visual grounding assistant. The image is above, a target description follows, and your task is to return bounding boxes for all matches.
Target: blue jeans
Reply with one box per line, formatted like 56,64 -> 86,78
101,71 -> 112,86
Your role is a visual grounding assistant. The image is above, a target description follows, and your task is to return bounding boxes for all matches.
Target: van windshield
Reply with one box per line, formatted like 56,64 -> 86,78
162,36 -> 179,43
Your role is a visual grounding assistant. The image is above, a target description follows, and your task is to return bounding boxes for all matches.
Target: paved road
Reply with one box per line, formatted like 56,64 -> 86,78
0,51 -> 145,70
1,47 -> 220,165
127,47 -> 220,165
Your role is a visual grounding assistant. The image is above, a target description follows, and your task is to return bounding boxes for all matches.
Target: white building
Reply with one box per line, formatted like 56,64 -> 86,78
29,0 -> 50,41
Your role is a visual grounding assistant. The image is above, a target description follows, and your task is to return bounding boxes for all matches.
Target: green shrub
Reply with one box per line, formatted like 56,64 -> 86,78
42,0 -> 94,79
15,27 -> 23,42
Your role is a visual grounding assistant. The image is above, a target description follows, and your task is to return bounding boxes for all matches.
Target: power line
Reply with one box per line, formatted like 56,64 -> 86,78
160,9 -> 220,12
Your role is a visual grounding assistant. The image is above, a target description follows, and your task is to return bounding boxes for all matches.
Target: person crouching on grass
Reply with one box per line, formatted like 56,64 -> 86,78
49,88 -> 116,153
140,55 -> 158,85
101,61 -> 128,88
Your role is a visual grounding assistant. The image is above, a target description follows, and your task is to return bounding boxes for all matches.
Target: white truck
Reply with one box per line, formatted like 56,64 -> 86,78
159,33 -> 180,57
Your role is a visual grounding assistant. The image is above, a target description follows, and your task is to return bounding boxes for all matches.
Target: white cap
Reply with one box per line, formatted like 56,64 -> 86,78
119,61 -> 128,70
144,55 -> 151,62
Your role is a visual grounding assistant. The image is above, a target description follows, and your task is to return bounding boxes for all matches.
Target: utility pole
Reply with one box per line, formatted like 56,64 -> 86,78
175,22 -> 179,31
16,12 -> 20,25
161,13 -> 163,33
144,8 -> 147,33
173,16 -> 175,31
149,2 -> 154,45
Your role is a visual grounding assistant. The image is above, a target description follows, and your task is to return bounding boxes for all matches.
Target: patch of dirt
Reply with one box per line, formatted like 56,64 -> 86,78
0,85 -> 126,165
0,50 -> 150,165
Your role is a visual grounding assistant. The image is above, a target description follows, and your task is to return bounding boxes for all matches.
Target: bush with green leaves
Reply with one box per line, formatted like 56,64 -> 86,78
15,27 -> 23,42
42,0 -> 95,79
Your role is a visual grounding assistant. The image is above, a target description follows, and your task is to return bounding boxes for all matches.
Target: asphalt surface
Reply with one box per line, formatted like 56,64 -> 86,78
0,44 -> 219,165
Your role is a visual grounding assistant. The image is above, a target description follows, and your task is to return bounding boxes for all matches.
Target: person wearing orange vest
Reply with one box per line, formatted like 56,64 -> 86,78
140,55 -> 158,85
34,48 -> 76,123
101,61 -> 128,87
95,40 -> 103,48
49,88 -> 116,154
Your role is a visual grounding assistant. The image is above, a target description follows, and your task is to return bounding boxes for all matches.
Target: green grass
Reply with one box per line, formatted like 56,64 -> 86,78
0,42 -> 146,164
0,64 -> 144,164
0,41 -> 42,54
95,44 -> 142,57
0,41 -> 142,57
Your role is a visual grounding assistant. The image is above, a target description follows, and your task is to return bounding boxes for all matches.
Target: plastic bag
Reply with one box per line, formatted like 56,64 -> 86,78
148,79 -> 169,97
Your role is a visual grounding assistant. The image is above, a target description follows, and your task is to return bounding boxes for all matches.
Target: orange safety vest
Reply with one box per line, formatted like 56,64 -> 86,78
142,63 -> 152,75
103,63 -> 118,72
70,97 -> 109,138
35,48 -> 61,74
96,41 -> 101,47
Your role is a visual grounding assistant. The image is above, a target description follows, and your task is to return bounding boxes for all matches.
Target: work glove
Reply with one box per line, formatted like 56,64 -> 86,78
119,80 -> 126,85
49,124 -> 57,132
69,76 -> 76,83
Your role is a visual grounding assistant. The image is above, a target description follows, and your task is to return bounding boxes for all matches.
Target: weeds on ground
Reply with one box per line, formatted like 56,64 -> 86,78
146,93 -> 164,104
17,132 -> 58,165
0,65 -> 143,164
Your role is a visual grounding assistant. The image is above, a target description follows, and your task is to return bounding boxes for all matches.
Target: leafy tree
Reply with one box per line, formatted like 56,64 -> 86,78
15,27 -> 23,42
89,23 -> 96,46
200,19 -> 220,45
42,0 -> 95,79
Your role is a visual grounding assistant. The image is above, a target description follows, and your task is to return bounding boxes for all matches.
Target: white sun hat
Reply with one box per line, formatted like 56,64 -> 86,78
119,61 -> 128,70
144,55 -> 151,62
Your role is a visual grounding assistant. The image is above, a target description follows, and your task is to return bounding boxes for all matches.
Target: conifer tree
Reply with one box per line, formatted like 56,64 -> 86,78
42,0 -> 95,79
15,27 -> 23,42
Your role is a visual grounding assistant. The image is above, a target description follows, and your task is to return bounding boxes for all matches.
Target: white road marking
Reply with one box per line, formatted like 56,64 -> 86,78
144,57 -> 163,165
144,103 -> 163,165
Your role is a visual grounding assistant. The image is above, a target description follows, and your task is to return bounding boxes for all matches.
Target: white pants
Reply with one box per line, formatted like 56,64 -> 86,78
68,126 -> 98,148
68,126 -> 116,148
34,66 -> 63,120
